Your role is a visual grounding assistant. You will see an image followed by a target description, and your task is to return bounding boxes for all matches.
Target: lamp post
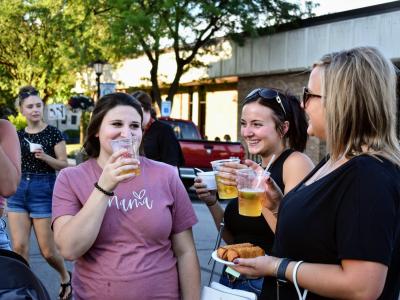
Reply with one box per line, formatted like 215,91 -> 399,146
92,60 -> 106,100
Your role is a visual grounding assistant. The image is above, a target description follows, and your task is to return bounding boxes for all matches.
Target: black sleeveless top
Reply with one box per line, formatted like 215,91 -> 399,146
223,149 -> 294,253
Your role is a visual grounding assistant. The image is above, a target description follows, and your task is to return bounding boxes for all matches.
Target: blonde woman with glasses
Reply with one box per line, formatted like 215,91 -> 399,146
232,47 -> 400,299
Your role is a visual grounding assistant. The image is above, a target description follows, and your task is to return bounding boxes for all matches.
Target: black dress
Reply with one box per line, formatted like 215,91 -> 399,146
224,149 -> 294,253
260,155 -> 400,299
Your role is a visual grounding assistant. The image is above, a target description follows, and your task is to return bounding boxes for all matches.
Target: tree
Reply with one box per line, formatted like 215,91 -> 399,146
0,0 -> 102,108
90,0 -> 317,107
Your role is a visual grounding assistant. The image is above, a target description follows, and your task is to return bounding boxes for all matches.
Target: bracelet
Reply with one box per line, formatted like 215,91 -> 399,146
276,258 -> 291,282
206,200 -> 218,207
94,182 -> 114,196
293,261 -> 308,300
273,258 -> 282,277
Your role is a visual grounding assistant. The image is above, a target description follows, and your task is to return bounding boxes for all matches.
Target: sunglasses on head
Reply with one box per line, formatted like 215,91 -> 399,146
302,87 -> 322,107
244,88 -> 287,116
19,90 -> 39,101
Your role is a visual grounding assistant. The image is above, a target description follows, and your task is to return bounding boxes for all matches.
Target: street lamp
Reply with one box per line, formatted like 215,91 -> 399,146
92,60 -> 106,100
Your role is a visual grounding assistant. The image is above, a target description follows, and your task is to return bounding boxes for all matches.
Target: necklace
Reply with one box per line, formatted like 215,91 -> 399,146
25,123 -> 46,134
306,155 -> 347,185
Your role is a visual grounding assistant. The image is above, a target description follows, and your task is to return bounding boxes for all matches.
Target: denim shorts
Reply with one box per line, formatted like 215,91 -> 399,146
7,173 -> 56,218
0,218 -> 11,250
219,266 -> 263,296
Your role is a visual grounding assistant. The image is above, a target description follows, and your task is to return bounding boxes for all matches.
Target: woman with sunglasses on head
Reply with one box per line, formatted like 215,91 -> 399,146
51,93 -> 200,300
194,88 -> 314,295
7,86 -> 72,299
232,47 -> 400,300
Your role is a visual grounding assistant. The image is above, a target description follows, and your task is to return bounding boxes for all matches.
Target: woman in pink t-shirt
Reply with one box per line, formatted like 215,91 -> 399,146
52,93 -> 200,300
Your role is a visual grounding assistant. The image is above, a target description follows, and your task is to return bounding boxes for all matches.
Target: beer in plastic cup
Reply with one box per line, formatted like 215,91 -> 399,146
236,169 -> 268,217
110,136 -> 140,176
210,158 -> 240,199
197,171 -> 217,190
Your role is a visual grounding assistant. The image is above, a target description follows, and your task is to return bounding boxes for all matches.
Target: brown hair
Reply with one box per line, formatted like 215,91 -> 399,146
131,90 -> 152,112
18,86 -> 40,106
83,93 -> 143,158
241,89 -> 308,152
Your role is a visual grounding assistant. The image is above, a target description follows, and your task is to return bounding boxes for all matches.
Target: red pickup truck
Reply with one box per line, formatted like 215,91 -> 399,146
159,117 -> 246,188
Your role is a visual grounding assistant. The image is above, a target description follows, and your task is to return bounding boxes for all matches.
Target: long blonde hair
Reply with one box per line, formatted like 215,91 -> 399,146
314,47 -> 400,166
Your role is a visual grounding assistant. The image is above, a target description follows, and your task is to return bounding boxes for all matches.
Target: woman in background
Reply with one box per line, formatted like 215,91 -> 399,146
7,86 -> 71,299
131,90 -> 184,168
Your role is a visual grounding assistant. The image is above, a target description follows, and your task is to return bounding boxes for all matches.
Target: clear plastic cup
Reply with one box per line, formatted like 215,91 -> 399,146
29,142 -> 43,152
197,171 -> 217,191
210,158 -> 240,199
236,169 -> 268,217
110,136 -> 140,176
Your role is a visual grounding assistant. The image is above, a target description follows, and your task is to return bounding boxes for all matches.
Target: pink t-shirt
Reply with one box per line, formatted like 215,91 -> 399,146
52,157 -> 197,300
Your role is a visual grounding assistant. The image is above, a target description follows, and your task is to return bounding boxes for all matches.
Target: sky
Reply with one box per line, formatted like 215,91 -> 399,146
309,0 -> 397,15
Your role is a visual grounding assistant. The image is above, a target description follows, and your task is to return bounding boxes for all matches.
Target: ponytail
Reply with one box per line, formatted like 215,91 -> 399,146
284,93 -> 308,152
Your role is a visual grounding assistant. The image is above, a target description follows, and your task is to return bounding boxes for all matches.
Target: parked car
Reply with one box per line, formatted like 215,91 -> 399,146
159,117 -> 245,189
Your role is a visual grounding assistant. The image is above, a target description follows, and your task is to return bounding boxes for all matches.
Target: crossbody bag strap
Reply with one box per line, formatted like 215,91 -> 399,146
208,221 -> 225,286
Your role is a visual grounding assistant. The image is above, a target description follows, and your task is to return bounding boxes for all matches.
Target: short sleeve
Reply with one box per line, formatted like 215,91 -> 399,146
336,160 -> 399,265
52,169 -> 82,225
52,126 -> 65,145
170,170 -> 197,234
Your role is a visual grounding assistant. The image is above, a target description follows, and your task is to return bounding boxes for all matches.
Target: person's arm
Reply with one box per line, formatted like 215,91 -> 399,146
34,140 -> 68,170
282,152 -> 314,194
242,159 -> 284,233
193,177 -> 234,243
233,256 -> 387,299
0,120 -> 21,196
171,229 -> 200,300
53,150 -> 137,260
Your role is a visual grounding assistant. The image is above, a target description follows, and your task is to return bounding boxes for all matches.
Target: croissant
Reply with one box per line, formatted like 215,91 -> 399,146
225,246 -> 265,262
217,243 -> 253,260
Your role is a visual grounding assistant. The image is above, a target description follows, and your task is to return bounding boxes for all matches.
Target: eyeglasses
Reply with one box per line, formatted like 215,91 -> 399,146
244,88 -> 286,116
302,87 -> 322,107
19,90 -> 39,101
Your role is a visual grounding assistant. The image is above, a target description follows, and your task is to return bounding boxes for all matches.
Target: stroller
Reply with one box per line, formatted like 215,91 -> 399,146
0,249 -> 50,300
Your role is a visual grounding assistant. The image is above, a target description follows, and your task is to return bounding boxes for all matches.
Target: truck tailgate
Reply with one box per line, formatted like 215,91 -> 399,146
179,139 -> 245,169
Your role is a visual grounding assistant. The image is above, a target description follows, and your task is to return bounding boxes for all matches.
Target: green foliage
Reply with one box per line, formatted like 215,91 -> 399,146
0,0 -> 318,114
0,0 -> 102,111
8,112 -> 27,130
89,0 -> 316,107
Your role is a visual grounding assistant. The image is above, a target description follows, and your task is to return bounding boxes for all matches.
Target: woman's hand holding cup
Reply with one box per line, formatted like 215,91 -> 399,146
194,176 -> 217,206
244,159 -> 283,213
216,161 -> 247,186
98,149 -> 136,193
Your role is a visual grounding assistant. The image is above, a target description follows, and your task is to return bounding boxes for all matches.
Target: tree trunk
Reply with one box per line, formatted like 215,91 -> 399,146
150,62 -> 162,108
167,63 -> 184,105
